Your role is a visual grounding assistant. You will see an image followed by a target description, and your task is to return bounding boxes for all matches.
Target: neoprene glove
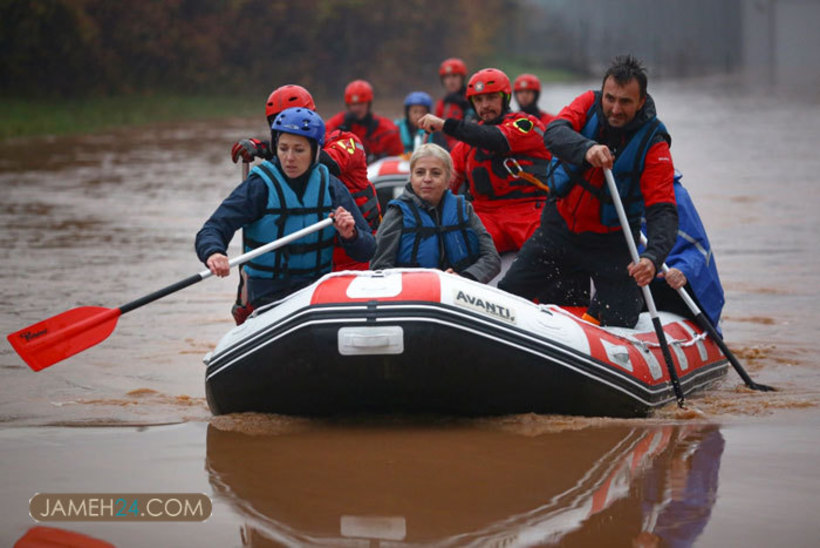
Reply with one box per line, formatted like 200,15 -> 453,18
230,138 -> 271,163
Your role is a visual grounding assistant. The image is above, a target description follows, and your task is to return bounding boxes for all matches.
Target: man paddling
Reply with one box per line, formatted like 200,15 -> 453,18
499,55 -> 678,328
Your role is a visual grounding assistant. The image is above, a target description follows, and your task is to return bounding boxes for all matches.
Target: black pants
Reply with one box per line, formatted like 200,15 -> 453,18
498,203 -> 643,327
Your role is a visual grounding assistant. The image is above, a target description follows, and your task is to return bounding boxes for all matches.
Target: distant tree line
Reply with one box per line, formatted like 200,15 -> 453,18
0,0 -> 517,99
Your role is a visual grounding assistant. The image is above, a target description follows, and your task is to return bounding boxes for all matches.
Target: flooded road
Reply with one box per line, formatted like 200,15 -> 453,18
2,79 -> 820,546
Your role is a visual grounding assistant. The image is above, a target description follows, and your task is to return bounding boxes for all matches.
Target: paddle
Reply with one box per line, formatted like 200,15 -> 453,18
639,233 -> 776,392
7,217 -> 334,372
603,168 -> 686,407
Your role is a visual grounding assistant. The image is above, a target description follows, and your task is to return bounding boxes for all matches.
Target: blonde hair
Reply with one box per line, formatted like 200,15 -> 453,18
409,143 -> 453,182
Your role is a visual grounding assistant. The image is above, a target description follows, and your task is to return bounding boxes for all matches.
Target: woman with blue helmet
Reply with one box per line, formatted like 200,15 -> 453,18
395,91 -> 439,154
196,107 -> 375,319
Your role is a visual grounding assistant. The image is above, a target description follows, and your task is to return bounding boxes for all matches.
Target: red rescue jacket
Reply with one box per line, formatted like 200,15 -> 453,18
450,112 -> 551,207
326,112 -> 403,163
324,129 -> 382,270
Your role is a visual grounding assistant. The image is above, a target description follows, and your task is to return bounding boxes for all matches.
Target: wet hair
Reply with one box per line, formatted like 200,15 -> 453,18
602,54 -> 648,98
409,143 -> 453,182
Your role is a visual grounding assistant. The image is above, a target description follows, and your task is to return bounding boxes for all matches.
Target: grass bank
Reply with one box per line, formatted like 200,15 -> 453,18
1,66 -> 582,141
0,94 -> 260,141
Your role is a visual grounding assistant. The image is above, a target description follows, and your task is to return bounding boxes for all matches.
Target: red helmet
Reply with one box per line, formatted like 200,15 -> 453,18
466,68 -> 512,98
513,73 -> 541,94
344,80 -> 374,105
265,85 -> 315,120
438,57 -> 467,77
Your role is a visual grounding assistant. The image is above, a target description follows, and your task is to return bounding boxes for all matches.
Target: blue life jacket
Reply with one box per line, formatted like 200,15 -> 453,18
391,191 -> 480,272
642,173 -> 725,332
243,161 -> 336,279
547,99 -> 669,227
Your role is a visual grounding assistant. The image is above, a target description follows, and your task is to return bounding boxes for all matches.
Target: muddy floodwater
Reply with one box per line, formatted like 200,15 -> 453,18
2,78 -> 820,546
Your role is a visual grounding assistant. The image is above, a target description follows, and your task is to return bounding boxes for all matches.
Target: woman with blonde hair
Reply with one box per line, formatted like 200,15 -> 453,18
370,143 -> 500,282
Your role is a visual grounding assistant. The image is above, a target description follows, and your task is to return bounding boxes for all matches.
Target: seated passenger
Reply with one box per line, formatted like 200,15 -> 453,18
370,143 -> 500,282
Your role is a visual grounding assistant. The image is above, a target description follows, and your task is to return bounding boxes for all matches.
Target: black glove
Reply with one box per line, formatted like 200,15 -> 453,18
230,138 -> 271,163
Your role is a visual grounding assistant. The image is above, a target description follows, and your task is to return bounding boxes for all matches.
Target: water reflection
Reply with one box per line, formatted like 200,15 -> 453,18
205,420 -> 723,547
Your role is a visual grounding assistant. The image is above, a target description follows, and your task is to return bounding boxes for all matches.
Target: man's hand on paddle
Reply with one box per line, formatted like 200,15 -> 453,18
628,257 -> 656,287
659,267 -> 687,289
585,144 -> 614,169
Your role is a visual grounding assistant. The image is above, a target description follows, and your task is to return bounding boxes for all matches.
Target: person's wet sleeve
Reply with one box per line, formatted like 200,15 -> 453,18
443,118 -> 510,153
195,176 -> 268,263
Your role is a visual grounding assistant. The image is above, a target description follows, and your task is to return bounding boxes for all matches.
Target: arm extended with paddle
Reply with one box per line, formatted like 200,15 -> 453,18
603,168 -> 687,408
7,217 -> 334,372
638,233 -> 775,392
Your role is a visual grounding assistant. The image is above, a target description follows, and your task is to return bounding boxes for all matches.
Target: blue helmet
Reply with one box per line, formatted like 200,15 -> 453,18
403,91 -> 433,111
271,107 -> 326,147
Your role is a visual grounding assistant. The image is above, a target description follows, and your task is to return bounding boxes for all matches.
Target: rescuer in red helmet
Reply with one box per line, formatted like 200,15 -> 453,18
418,68 -> 551,254
325,79 -> 403,163
513,73 -> 555,127
434,57 -> 476,149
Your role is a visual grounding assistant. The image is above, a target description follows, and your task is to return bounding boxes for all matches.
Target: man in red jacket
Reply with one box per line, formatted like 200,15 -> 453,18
418,67 -> 551,254
498,55 -> 678,327
325,79 -> 403,163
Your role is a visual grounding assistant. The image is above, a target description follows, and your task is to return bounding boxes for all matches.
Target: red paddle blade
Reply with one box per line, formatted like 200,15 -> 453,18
15,526 -> 115,548
7,306 -> 121,371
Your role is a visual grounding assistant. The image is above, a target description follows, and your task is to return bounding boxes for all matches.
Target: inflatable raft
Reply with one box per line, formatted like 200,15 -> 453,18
204,269 -> 728,417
